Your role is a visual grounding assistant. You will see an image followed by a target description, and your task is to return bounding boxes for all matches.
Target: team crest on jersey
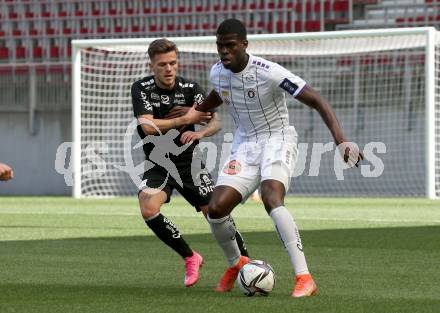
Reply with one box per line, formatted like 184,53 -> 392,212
221,90 -> 230,105
247,89 -> 256,98
244,74 -> 255,82
223,160 -> 242,175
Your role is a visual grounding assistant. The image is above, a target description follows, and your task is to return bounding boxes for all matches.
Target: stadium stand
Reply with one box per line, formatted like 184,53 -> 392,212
0,0 -> 437,74
1,0 -> 438,66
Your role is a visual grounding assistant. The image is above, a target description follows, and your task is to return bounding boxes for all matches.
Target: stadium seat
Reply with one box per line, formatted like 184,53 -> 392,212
12,29 -> 22,36
0,47 -> 9,59
305,20 -> 321,31
29,28 -> 39,36
46,28 -> 55,35
33,46 -> 43,59
15,46 -> 26,59
50,45 -> 60,58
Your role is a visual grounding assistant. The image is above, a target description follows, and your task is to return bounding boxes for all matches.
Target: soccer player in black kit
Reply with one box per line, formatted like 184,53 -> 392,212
131,38 -> 249,288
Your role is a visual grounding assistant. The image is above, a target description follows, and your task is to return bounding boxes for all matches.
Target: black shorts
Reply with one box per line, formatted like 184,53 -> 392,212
139,161 -> 214,212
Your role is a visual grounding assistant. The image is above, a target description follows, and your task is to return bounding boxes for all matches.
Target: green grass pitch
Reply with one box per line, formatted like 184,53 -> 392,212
0,196 -> 439,313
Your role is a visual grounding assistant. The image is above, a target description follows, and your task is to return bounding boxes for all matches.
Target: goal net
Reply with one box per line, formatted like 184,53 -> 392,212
72,28 -> 440,198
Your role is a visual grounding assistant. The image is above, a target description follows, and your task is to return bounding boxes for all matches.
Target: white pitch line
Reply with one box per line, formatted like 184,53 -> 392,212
0,211 -> 439,224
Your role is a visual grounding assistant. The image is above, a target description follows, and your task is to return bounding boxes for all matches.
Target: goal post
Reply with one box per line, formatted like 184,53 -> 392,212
71,27 -> 440,199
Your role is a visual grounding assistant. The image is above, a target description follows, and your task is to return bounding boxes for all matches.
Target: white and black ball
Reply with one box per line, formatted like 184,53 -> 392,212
236,260 -> 275,296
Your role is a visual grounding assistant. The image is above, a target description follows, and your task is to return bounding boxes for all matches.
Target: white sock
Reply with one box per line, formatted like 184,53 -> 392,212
208,215 -> 241,267
270,206 -> 309,275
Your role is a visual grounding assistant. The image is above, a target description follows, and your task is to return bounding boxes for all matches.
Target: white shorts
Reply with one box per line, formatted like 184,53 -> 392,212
216,127 -> 298,202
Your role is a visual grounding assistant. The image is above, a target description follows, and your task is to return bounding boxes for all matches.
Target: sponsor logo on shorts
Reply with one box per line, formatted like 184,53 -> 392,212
223,160 -> 242,175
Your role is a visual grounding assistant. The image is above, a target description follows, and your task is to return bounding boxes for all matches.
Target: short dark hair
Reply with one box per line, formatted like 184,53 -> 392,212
147,38 -> 178,59
217,19 -> 247,39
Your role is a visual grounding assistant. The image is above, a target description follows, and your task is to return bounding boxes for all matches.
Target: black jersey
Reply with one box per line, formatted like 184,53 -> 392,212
131,75 -> 206,165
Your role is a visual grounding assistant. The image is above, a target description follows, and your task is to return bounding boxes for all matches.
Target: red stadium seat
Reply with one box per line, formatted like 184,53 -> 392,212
0,47 -> 9,59
334,0 -> 349,12
314,1 -> 331,12
50,46 -> 60,58
33,46 -> 43,58
16,46 -> 26,59
12,29 -> 22,36
305,20 -> 320,31
276,20 -> 284,33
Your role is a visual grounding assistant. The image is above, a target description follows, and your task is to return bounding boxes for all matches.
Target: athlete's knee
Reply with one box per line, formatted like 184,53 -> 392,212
138,191 -> 162,219
208,186 -> 241,219
208,199 -> 228,219
261,182 -> 285,213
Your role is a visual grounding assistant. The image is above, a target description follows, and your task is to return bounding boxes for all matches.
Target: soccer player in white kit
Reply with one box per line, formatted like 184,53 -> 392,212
207,19 -> 363,297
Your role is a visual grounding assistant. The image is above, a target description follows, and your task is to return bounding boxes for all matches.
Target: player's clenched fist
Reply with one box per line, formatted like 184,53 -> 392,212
337,142 -> 364,168
0,162 -> 14,181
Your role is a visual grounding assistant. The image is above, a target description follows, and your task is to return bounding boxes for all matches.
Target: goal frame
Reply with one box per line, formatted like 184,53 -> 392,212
71,27 -> 438,199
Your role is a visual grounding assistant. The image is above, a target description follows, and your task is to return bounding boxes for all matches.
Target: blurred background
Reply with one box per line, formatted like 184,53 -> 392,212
0,0 -> 439,196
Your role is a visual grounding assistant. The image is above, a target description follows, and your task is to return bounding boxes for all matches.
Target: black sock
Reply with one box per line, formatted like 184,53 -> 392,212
235,230 -> 249,257
145,213 -> 193,259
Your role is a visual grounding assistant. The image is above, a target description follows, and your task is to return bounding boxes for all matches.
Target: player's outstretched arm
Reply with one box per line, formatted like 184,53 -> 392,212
0,162 -> 14,181
138,108 -> 212,135
180,112 -> 222,144
296,85 -> 363,166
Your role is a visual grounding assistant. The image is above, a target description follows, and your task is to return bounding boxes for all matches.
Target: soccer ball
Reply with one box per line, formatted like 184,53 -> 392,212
236,260 -> 275,296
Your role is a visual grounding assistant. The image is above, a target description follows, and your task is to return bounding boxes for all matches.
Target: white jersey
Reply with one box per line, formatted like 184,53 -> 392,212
210,54 -> 306,141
